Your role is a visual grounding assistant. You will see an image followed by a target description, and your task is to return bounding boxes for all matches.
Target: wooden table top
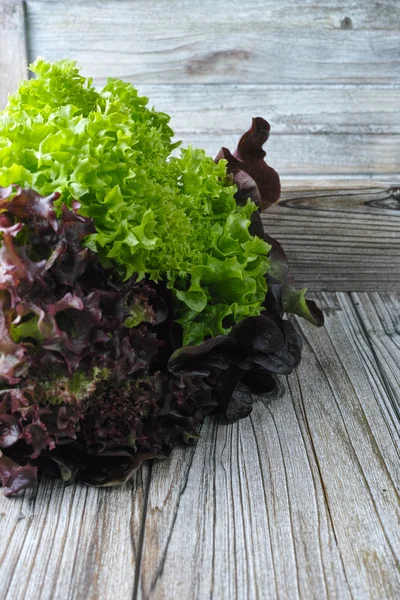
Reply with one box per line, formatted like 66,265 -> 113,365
1,183 -> 399,600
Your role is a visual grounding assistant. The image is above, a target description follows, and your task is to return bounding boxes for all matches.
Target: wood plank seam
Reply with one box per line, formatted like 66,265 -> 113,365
265,404 -> 302,597
286,371 -> 354,597
140,444 -> 199,600
132,464 -> 153,600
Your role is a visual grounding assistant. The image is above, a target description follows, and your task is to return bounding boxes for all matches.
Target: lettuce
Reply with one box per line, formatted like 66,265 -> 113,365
0,185 -> 221,492
0,184 -> 312,494
0,59 -> 270,343
215,117 -> 281,211
0,60 -> 324,495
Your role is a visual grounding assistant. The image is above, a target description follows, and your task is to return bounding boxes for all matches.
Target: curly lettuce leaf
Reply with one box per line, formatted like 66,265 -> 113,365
0,59 -> 271,343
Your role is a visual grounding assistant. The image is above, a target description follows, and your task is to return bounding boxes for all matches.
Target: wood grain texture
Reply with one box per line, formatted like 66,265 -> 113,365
0,467 -> 149,600
0,296 -> 399,598
26,0 -> 400,85
138,84 -> 400,135
347,292 -> 400,445
264,183 -> 400,291
23,1 -> 400,177
141,84 -> 400,177
0,0 -> 28,108
182,131 -> 400,177
137,292 -> 400,600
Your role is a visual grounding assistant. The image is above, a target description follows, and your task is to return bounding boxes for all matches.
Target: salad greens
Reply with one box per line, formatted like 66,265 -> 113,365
0,59 -> 270,344
0,59 -> 323,496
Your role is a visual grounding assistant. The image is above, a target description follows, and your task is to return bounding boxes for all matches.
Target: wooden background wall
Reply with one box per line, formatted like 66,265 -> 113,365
0,0 -> 399,181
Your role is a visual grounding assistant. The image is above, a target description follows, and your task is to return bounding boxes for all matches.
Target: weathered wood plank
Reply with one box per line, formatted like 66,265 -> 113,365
0,0 -> 28,109
26,0 -> 400,84
137,292 -> 400,600
264,183 -> 400,291
183,131 -> 400,177
0,468 -> 149,600
138,409 -> 351,599
136,84 -> 400,135
136,86 -> 400,177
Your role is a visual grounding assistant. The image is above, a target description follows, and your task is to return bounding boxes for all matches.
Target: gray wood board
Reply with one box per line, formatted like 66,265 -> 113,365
136,85 -> 400,176
135,84 -> 400,134
137,292 -> 400,600
265,183 -> 400,292
1,292 -> 399,599
135,86 -> 400,176
26,0 -> 400,84
0,0 -> 27,108
0,467 -> 149,600
136,83 -> 400,136
178,131 -> 400,177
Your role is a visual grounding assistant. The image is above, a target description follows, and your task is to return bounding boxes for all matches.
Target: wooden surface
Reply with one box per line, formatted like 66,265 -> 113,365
1,291 -> 399,600
265,182 -> 400,292
0,3 -> 399,597
0,0 -> 27,108
0,470 -> 149,599
0,0 -> 397,178
132,84 -> 400,176
26,0 -> 400,84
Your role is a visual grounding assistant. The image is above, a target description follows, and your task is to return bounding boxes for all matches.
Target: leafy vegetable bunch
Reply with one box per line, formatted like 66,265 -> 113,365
0,60 -> 323,495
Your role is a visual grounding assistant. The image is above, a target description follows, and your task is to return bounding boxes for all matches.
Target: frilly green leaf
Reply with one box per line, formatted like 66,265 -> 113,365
0,60 -> 272,342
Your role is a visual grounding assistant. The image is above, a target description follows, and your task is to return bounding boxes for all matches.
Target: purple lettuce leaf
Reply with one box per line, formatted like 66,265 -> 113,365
0,187 -> 60,232
0,294 -> 30,384
215,117 -> 281,211
0,452 -> 38,496
168,336 -> 237,377
80,450 -> 161,487
168,312 -> 301,422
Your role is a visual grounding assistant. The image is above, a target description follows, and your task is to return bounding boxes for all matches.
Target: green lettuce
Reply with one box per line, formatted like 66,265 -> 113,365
0,58 -> 270,344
